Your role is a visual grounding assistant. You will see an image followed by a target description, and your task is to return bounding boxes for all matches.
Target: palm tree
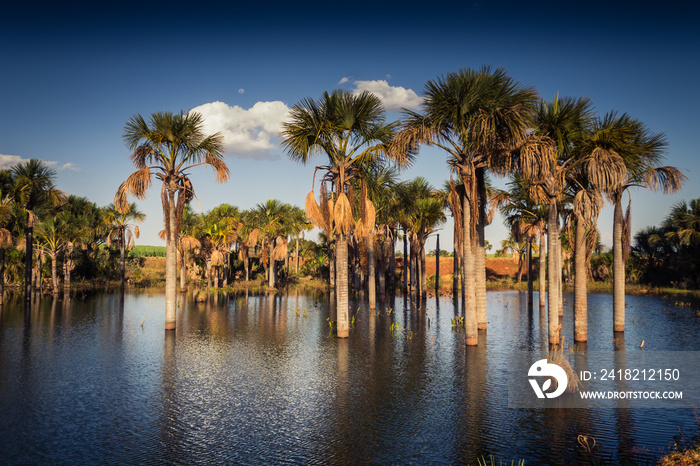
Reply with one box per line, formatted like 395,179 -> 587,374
282,90 -> 405,338
35,216 -> 65,294
0,191 -> 13,304
104,202 -> 145,290
515,94 -> 593,345
251,200 -> 289,289
12,159 -> 64,301
587,113 -> 685,332
393,66 -> 537,345
116,111 -> 228,330
177,205 -> 200,292
494,179 -> 548,305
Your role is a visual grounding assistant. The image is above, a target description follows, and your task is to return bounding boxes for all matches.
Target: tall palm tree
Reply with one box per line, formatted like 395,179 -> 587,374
104,202 -> 145,290
516,94 -> 593,345
393,66 -> 537,345
116,111 -> 228,330
587,112 -> 685,332
282,90 -> 405,338
12,159 -> 64,301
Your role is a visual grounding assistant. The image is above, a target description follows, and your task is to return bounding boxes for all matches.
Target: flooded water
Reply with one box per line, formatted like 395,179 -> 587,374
0,290 -> 698,464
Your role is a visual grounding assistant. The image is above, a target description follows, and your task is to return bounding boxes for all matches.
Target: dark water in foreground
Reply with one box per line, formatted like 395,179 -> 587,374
0,290 -> 698,465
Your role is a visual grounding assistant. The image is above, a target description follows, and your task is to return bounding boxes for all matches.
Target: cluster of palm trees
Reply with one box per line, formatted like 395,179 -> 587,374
0,159 -> 149,301
113,67 -> 684,342
631,198 -> 700,288
175,201 -> 310,292
281,67 -> 685,344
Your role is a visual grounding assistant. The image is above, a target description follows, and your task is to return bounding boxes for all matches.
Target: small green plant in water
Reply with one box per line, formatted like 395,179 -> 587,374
295,308 -> 301,316
451,316 -> 465,331
477,456 -> 525,466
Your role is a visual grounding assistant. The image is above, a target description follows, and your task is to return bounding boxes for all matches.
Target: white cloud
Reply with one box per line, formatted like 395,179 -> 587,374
0,154 -> 29,169
238,88 -> 245,94
351,80 -> 422,111
0,154 -> 77,171
190,101 -> 291,159
59,162 -> 80,171
338,77 -> 350,84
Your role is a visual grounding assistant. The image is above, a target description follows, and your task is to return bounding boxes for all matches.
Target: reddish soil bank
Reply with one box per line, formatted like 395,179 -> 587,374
396,255 -> 528,279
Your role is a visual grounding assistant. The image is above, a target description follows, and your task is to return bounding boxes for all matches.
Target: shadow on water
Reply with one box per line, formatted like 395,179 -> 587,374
0,289 -> 698,463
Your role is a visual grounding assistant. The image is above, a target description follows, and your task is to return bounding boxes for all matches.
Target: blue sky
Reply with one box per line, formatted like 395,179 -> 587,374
1,1 -> 698,252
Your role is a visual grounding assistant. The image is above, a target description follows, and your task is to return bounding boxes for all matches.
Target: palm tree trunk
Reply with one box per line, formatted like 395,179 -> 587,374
295,235 -> 300,274
368,232 -> 376,309
435,234 -> 440,295
165,188 -> 178,330
539,233 -> 546,312
453,231 -> 459,294
388,230 -> 396,292
207,264 -> 212,288
476,170 -> 487,329
378,238 -> 386,296
403,232 -> 408,294
336,233 -> 349,338
51,252 -> 59,294
329,240 -> 336,287
574,215 -> 587,341
547,200 -> 560,345
268,242 -> 275,288
421,243 -> 427,297
214,266 -> 219,288
120,227 -> 126,290
463,192 -> 477,346
24,224 -> 33,301
613,193 -> 625,332
180,249 -> 187,291
0,248 -> 4,305
527,238 -> 533,309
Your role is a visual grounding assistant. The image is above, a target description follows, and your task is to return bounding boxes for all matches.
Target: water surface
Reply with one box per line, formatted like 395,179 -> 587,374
0,290 -> 698,464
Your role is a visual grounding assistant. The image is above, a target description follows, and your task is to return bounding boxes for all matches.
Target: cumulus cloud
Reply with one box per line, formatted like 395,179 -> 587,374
0,154 -> 77,171
190,101 -> 291,159
0,154 -> 29,169
351,80 -> 422,111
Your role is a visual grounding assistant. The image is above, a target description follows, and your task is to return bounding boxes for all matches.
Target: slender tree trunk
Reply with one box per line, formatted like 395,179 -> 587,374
180,249 -> 187,291
547,200 -> 560,345
368,232 -> 376,309
51,252 -> 59,294
476,169 -> 487,330
435,234 -> 440,295
24,224 -> 33,301
527,238 -> 533,309
336,233 -> 349,338
295,235 -> 300,274
453,232 -> 459,295
120,227 -> 126,291
539,233 -> 546,312
0,249 -> 4,305
574,215 -> 588,341
557,233 -> 563,318
388,230 -> 396,292
165,189 -> 178,330
214,266 -> 219,288
329,240 -> 335,287
420,243 -> 427,297
613,193 -> 625,332
378,239 -> 386,296
403,232 -> 408,294
410,240 -> 417,295
64,247 -> 72,293
268,242 -> 275,288
463,191 -> 477,345
223,253 -> 229,287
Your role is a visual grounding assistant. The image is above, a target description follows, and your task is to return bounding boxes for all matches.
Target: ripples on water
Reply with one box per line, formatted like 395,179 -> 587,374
0,290 -> 698,464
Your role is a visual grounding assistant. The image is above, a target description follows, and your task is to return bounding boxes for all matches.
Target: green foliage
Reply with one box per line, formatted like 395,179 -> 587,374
129,245 -> 166,258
